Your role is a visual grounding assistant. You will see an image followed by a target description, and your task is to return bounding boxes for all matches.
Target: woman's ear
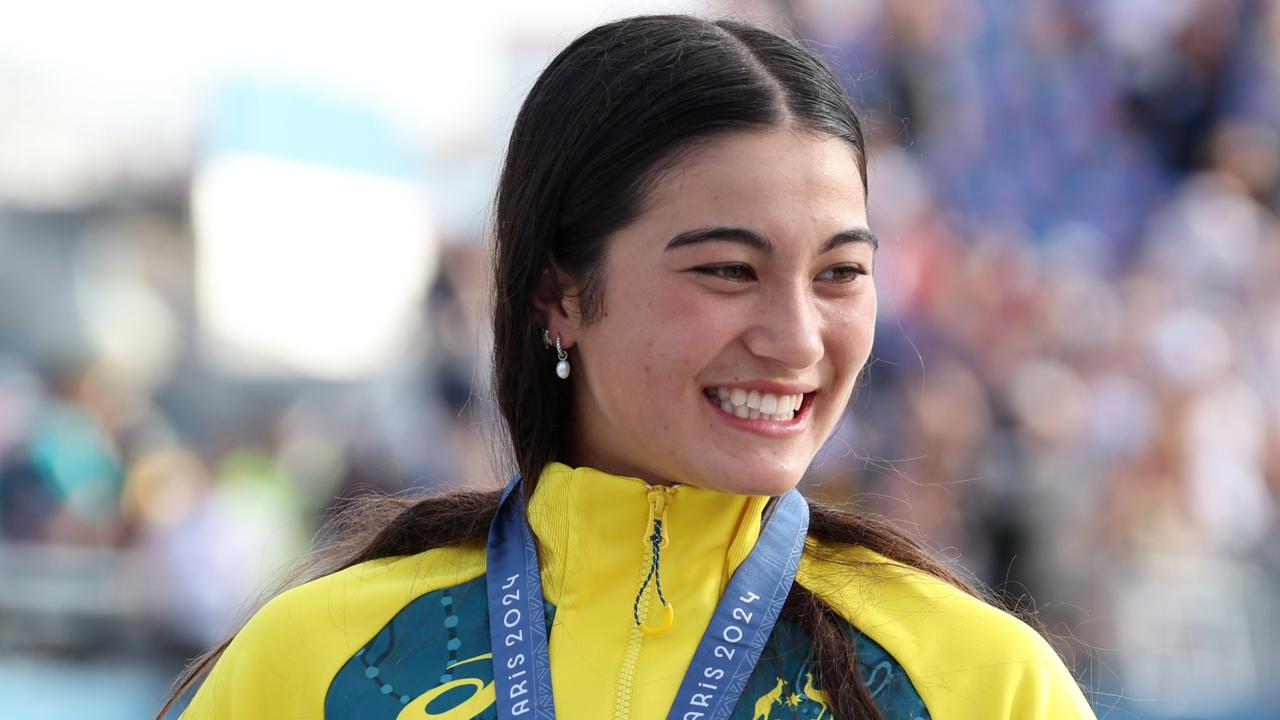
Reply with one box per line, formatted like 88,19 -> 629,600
531,264 -> 581,347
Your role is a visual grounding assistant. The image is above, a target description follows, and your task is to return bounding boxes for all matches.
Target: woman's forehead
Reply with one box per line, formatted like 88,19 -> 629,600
632,129 -> 869,242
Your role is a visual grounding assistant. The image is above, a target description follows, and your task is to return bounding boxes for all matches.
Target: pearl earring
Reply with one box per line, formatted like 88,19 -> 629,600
553,334 -> 570,379
541,328 -> 570,379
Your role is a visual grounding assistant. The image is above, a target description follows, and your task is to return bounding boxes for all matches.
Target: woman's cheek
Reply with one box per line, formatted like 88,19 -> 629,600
821,299 -> 875,381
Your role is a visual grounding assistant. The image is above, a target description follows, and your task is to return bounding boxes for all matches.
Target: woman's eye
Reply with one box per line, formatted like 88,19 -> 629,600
816,264 -> 869,283
693,264 -> 757,282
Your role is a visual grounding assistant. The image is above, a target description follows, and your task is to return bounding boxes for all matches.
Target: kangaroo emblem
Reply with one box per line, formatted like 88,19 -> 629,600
753,678 -> 788,720
802,671 -> 831,718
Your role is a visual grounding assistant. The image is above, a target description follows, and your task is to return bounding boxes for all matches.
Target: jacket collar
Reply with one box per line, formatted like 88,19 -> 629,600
525,462 -> 770,610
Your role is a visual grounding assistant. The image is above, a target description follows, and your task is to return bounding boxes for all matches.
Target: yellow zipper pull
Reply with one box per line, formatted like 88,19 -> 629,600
643,487 -> 672,547
635,486 -> 675,634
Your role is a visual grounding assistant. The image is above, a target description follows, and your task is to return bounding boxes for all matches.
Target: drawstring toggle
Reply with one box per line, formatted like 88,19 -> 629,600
635,489 -> 675,634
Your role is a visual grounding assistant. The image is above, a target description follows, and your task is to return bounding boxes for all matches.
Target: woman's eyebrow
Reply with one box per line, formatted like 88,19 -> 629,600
664,226 -> 879,254
665,226 -> 771,252
820,228 -> 879,253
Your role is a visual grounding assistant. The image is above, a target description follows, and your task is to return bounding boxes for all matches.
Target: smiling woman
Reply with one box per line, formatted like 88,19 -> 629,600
553,130 -> 877,497
164,14 -> 1095,720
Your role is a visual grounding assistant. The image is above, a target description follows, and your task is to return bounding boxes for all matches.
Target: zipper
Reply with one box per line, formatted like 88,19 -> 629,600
613,485 -> 676,719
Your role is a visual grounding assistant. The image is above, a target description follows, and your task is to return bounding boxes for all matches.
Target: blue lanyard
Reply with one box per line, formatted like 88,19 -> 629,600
486,474 -> 810,719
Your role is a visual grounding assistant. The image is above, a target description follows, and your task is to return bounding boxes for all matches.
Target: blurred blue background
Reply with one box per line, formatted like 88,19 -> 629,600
1,1 -> 1277,717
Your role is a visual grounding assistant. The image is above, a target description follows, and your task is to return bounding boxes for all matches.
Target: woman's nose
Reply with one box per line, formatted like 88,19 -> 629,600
743,282 -> 824,370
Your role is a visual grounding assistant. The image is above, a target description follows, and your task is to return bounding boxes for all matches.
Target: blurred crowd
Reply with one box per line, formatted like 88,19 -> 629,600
802,1 -> 1280,715
1,0 -> 1278,717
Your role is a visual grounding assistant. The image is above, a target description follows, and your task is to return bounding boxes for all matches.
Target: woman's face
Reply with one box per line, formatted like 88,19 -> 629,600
553,129 -> 877,496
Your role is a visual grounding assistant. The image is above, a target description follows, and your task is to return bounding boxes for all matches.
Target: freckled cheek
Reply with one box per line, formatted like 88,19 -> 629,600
822,303 -> 877,374
628,286 -> 737,359
593,276 -> 744,400
591,322 -> 688,415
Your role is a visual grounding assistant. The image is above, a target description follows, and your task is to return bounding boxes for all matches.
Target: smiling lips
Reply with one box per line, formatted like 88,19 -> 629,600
703,387 -> 806,422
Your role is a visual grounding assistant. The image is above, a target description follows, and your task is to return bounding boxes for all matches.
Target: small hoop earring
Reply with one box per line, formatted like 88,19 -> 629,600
554,334 -> 571,380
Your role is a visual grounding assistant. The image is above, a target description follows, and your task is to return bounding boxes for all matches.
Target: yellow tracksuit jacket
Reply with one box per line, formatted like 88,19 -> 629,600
181,463 -> 1095,719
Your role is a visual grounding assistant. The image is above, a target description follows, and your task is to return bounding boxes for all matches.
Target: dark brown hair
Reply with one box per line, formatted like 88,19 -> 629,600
163,15 -> 991,719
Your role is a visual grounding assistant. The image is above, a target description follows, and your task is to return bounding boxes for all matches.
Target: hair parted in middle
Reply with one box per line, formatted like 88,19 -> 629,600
162,16 -> 1003,720
492,14 -> 869,483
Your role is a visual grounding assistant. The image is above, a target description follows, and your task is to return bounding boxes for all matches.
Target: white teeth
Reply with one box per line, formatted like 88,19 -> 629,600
708,387 -> 805,420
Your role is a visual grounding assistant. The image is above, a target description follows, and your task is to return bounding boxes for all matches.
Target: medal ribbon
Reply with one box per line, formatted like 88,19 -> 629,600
486,475 -> 810,719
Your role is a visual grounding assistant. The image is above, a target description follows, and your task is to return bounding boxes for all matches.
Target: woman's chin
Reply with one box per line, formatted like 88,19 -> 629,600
682,464 -> 807,497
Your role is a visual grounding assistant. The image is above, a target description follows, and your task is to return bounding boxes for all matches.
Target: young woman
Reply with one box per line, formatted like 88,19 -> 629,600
166,15 -> 1095,720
